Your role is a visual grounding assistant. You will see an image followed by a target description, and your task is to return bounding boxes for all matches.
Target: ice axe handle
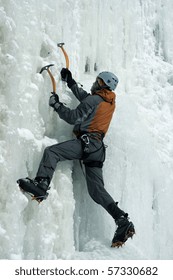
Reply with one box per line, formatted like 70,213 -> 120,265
39,64 -> 56,93
57,42 -> 69,69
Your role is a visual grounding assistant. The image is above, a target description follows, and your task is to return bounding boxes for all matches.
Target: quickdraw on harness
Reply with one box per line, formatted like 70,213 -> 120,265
80,134 -> 90,154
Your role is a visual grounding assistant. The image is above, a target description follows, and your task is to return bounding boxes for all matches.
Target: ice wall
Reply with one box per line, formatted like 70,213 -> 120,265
0,0 -> 173,259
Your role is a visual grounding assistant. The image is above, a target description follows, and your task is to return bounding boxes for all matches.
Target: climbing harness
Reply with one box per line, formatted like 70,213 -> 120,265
79,133 -> 107,173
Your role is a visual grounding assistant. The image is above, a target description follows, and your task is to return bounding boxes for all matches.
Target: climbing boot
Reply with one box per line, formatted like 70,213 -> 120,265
111,215 -> 135,248
17,177 -> 50,203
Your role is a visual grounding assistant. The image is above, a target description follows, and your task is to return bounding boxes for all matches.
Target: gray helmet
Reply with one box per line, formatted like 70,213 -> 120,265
97,71 -> 119,90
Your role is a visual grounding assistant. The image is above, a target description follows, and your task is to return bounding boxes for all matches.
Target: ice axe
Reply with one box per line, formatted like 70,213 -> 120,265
39,64 -> 56,93
57,42 -> 69,69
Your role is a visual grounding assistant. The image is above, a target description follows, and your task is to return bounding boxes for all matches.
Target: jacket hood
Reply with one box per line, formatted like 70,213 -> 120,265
94,89 -> 116,104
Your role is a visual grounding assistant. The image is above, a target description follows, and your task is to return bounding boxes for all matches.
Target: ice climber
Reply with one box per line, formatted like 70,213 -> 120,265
17,68 -> 135,247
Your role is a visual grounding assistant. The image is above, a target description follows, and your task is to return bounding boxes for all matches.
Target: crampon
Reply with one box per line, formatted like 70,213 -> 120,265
111,219 -> 135,248
19,187 -> 48,203
17,178 -> 49,204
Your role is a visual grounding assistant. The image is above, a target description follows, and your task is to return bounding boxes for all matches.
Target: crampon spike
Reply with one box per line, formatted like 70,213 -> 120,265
31,196 -> 42,204
19,187 -> 48,204
31,193 -> 48,204
111,228 -> 135,248
111,241 -> 124,248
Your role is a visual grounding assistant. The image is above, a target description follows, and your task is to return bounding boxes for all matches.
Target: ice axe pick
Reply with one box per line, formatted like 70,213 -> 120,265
39,64 -> 56,93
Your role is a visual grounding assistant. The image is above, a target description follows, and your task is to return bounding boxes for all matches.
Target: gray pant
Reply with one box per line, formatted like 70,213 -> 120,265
36,138 -> 125,220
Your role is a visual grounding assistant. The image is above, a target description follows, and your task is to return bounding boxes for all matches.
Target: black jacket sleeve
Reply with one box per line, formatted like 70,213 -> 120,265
70,84 -> 89,102
54,97 -> 94,125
